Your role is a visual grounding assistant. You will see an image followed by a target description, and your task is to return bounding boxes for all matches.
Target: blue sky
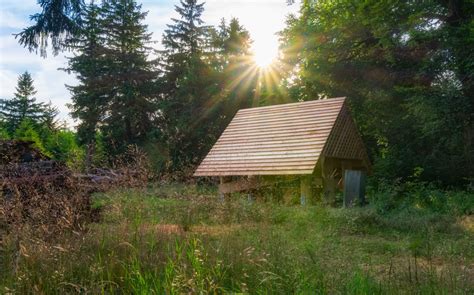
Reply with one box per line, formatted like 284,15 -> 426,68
0,0 -> 298,125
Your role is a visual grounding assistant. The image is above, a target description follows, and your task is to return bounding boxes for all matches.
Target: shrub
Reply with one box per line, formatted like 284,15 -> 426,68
368,180 -> 473,216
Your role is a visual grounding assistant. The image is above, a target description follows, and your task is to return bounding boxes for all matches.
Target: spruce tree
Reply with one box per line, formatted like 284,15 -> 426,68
100,0 -> 157,155
160,0 -> 221,172
0,72 -> 47,133
17,0 -> 83,56
214,18 -> 257,118
65,2 -> 109,160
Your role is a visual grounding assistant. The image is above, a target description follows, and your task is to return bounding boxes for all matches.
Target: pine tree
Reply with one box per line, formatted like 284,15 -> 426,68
65,2 -> 109,156
223,18 -> 252,56
65,1 -> 157,161
159,0 -> 222,172
100,0 -> 157,155
0,72 -> 48,133
214,18 -> 257,117
162,0 -> 209,56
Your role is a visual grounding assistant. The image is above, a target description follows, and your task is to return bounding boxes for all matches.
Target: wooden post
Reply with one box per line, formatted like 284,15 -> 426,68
219,177 -> 231,201
343,170 -> 366,207
300,176 -> 312,206
322,157 -> 337,205
247,193 -> 254,203
323,177 -> 336,205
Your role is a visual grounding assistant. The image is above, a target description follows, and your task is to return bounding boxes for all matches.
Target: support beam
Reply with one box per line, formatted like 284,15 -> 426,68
321,157 -> 337,205
219,177 -> 231,201
218,176 -> 289,194
343,170 -> 366,207
300,176 -> 312,206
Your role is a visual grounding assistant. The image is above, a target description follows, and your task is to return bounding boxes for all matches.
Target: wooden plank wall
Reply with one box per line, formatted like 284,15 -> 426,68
322,104 -> 371,171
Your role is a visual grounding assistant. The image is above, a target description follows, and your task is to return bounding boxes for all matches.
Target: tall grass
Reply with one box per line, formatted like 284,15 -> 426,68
1,184 -> 473,293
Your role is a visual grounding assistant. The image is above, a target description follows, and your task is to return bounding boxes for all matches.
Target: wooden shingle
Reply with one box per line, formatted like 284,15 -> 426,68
194,97 -> 368,176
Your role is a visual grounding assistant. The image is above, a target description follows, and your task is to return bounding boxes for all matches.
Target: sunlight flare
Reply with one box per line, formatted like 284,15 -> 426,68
252,39 -> 279,69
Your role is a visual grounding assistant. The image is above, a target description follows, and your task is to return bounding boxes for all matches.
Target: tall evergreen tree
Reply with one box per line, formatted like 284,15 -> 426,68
64,2 -> 109,166
99,0 -> 157,155
0,72 -> 48,133
212,18 -> 257,118
159,0 -> 221,172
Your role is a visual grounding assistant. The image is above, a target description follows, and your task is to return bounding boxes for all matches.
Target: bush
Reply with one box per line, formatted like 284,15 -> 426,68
368,180 -> 473,216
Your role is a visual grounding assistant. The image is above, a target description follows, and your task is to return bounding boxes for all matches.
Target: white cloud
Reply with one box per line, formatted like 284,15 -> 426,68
0,10 -> 28,29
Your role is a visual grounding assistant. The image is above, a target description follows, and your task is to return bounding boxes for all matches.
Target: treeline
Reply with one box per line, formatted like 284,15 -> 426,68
0,72 -> 82,165
6,0 -> 473,186
63,0 -> 275,175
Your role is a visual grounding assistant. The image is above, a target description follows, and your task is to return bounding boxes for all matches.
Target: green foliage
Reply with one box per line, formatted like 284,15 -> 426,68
0,71 -> 81,163
13,119 -> 49,156
369,180 -> 474,216
158,2 -> 263,174
158,0 -> 221,172
280,0 -> 473,185
0,126 -> 9,139
45,130 -> 85,167
66,1 -> 157,163
16,0 -> 83,56
99,0 -> 157,155
65,2 -> 108,149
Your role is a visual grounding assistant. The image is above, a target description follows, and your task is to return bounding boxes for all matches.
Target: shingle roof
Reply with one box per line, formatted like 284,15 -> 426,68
194,97 -> 350,176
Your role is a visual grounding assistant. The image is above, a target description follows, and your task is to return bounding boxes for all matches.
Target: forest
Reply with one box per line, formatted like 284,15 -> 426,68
0,0 -> 473,293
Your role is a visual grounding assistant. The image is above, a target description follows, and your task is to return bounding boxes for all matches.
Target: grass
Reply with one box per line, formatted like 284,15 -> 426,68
1,183 -> 473,294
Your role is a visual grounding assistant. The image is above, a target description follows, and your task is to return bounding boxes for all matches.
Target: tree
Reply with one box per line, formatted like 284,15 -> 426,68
65,0 -> 157,159
159,0 -> 222,172
99,0 -> 157,156
211,18 -> 258,120
64,2 -> 110,167
45,130 -> 84,167
437,0 -> 474,181
0,125 -> 9,140
16,0 -> 84,56
0,72 -> 49,134
280,0 -> 472,185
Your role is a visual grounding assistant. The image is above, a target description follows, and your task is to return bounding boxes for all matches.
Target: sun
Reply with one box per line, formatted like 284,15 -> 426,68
252,40 -> 278,69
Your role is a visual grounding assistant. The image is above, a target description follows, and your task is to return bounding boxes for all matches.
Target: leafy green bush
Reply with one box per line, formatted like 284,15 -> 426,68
368,180 -> 473,216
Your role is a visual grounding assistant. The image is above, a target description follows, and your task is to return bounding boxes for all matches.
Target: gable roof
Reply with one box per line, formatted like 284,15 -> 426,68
194,97 -> 368,176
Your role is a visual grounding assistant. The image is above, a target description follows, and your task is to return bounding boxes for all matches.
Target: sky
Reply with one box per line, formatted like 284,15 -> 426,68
0,0 -> 299,126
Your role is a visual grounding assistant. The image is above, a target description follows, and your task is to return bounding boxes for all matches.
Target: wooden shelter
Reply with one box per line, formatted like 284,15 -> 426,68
194,97 -> 371,203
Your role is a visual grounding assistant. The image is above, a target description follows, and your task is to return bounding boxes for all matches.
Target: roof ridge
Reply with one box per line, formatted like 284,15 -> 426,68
238,97 -> 346,113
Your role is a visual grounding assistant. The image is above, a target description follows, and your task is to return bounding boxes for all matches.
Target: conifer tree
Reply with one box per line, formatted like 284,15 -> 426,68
0,72 -> 48,133
66,0 -> 157,159
100,0 -> 157,155
214,18 -> 257,117
16,0 -> 83,56
65,2 -> 109,163
159,0 -> 221,171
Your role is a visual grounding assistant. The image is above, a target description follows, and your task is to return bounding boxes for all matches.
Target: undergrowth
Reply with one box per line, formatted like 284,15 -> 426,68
1,183 -> 473,293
